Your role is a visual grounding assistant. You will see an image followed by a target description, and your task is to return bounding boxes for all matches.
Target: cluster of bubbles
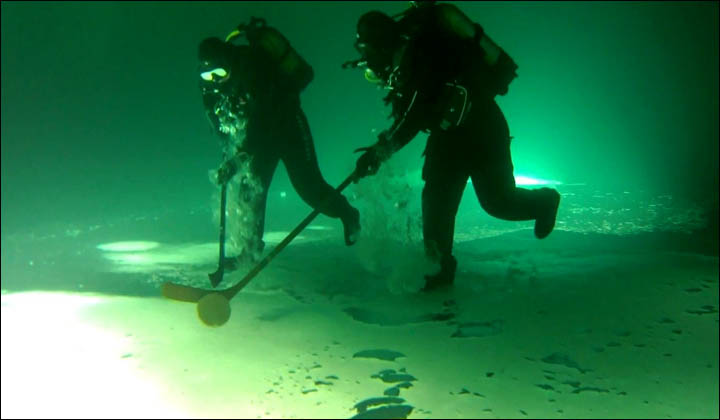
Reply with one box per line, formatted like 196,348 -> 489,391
350,162 -> 431,293
211,95 -> 265,262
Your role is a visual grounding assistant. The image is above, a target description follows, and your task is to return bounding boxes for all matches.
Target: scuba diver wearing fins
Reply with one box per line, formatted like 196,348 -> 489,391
346,1 -> 561,291
198,17 -> 361,273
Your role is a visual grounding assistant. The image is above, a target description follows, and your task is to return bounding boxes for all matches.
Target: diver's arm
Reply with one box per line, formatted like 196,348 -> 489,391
201,89 -> 244,185
375,89 -> 431,160
216,149 -> 252,184
374,35 -> 442,160
201,90 -> 230,140
204,109 -> 227,139
354,87 -> 431,180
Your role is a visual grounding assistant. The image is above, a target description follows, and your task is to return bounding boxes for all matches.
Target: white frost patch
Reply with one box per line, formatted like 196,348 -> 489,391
262,231 -> 304,244
97,241 -> 160,252
0,292 -> 185,418
100,243 -> 217,273
306,225 -> 333,231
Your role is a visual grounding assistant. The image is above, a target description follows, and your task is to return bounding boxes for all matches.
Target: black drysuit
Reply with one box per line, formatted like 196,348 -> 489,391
375,6 -> 558,274
201,41 -> 356,255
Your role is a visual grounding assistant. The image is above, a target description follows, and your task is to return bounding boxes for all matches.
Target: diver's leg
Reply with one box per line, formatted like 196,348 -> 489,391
226,141 -> 279,268
281,109 -> 360,245
421,133 -> 468,290
470,102 -> 560,238
245,150 -> 279,256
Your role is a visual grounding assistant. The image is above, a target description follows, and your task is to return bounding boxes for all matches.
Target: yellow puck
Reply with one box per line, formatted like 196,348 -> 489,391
197,293 -> 231,327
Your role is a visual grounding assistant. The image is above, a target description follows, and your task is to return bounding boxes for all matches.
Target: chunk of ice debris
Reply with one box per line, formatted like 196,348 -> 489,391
350,405 -> 413,419
353,349 -> 406,362
572,387 -> 609,394
451,320 -> 504,338
371,372 -> 417,383
314,380 -> 333,386
541,353 -> 590,374
384,387 -> 400,396
354,397 -> 405,413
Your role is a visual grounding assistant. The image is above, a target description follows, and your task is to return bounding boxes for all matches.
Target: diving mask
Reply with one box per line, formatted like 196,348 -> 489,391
200,66 -> 229,83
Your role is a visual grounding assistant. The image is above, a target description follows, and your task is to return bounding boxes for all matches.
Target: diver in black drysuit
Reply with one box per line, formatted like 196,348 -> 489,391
198,29 -> 360,267
352,4 -> 561,291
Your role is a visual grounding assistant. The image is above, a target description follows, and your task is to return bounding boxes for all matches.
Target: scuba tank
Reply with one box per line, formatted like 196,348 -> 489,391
403,2 -> 518,97
344,2 -> 518,97
468,22 -> 518,96
226,17 -> 314,93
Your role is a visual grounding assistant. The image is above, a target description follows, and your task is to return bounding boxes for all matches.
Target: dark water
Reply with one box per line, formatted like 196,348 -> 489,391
2,1 -> 717,237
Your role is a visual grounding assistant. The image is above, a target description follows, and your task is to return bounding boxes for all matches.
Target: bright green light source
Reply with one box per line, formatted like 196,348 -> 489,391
96,241 -> 160,252
514,175 -> 562,186
465,175 -> 562,186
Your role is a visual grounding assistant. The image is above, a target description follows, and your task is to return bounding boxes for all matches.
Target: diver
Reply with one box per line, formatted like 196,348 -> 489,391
198,17 -> 361,269
349,2 -> 561,291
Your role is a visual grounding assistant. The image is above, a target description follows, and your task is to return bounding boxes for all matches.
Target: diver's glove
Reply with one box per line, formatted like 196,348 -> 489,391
353,131 -> 393,182
354,146 -> 382,182
216,159 -> 238,185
